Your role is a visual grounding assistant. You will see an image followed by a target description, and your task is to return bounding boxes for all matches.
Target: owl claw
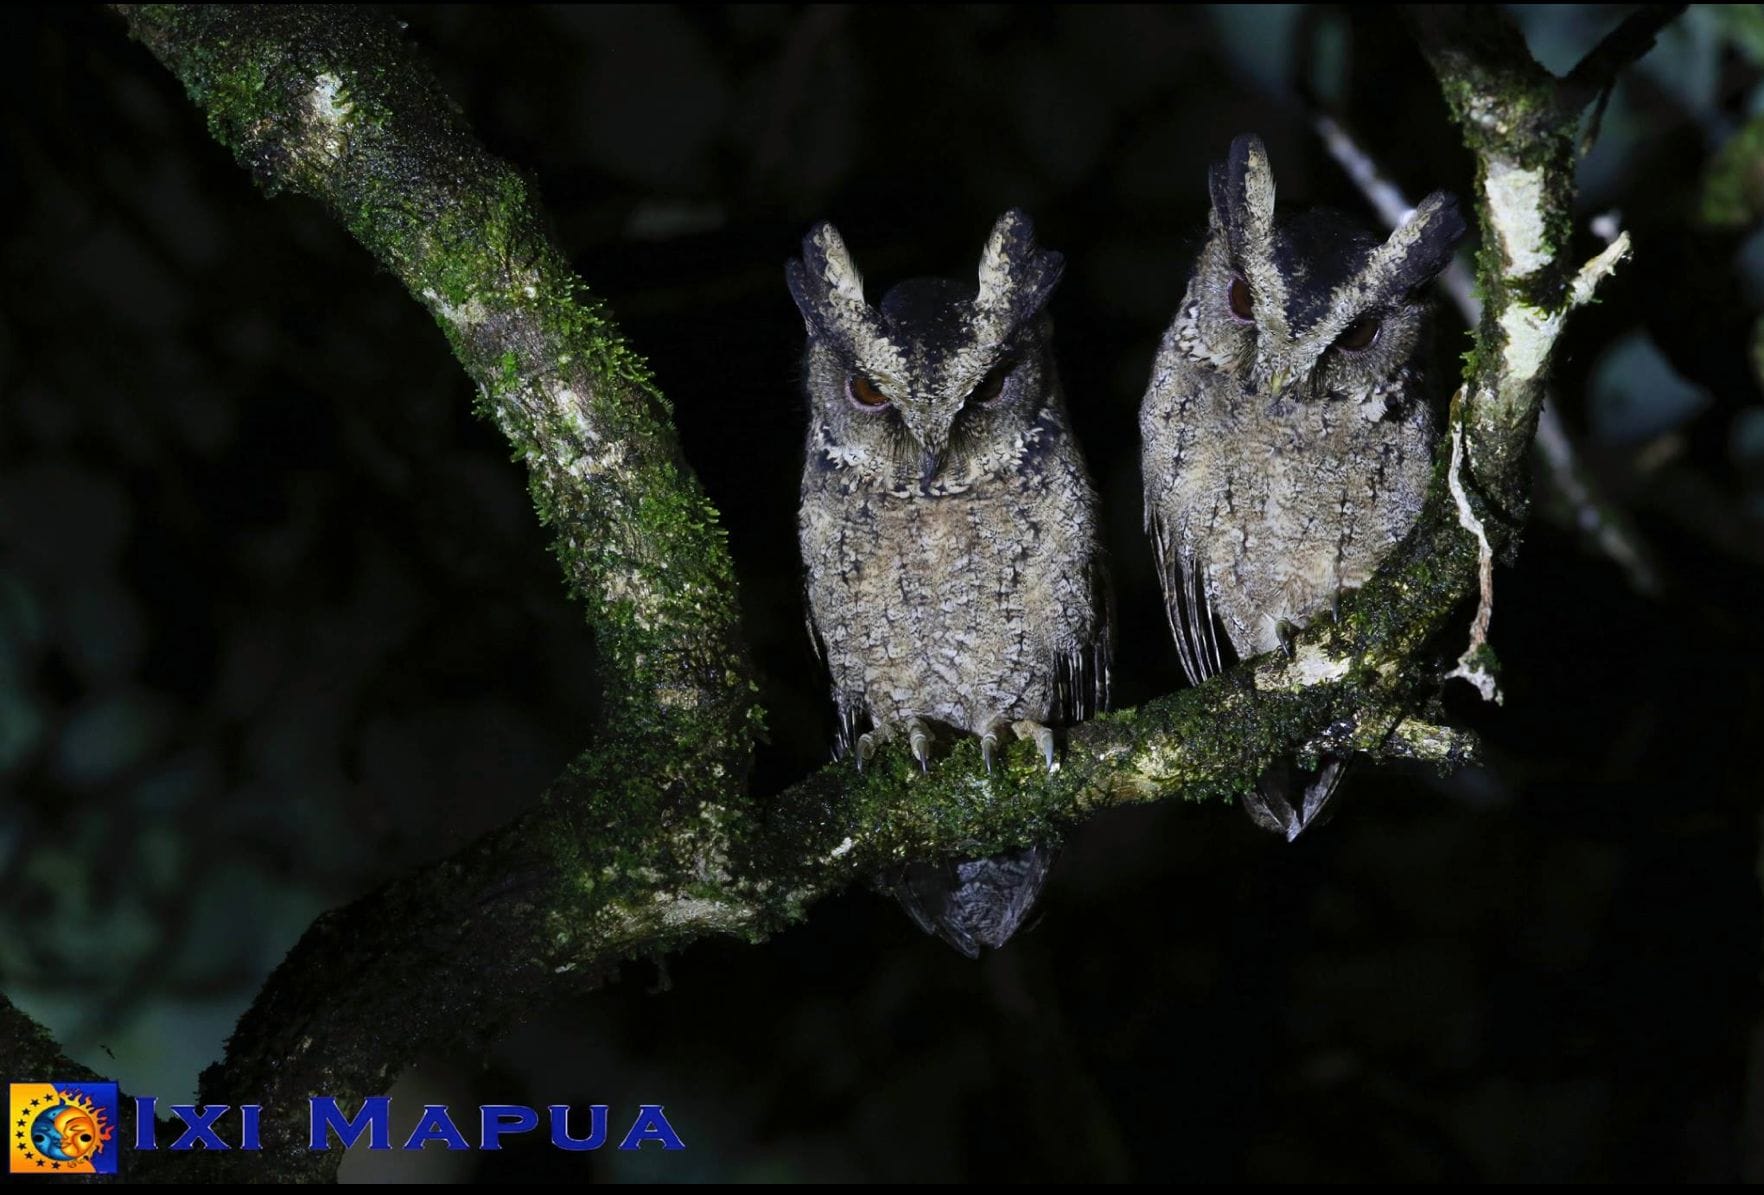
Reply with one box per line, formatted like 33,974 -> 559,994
1012,720 -> 1058,772
855,731 -> 878,772
1275,618 -> 1300,659
980,729 -> 1000,774
908,719 -> 932,773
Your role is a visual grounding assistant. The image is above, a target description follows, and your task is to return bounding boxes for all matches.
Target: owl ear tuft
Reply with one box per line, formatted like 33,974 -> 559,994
1377,191 -> 1468,296
1208,134 -> 1292,336
1209,134 -> 1277,255
975,209 -> 1065,327
786,221 -> 873,335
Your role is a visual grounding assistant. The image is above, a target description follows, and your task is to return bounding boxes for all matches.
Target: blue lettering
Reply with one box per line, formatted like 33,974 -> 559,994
169,1104 -> 231,1151
618,1105 -> 684,1151
239,1105 -> 261,1151
134,1097 -> 157,1150
309,1096 -> 392,1151
479,1105 -> 539,1150
548,1105 -> 608,1151
403,1105 -> 471,1151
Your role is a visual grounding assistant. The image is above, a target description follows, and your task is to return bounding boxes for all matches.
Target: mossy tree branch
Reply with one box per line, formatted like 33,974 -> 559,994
0,4 -> 1668,1181
1408,4 -> 1676,507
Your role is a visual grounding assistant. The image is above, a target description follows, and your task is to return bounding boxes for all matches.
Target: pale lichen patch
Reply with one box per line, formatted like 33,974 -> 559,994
651,892 -> 754,930
653,684 -> 700,710
421,287 -> 488,330
1254,642 -> 1350,692
1496,303 -> 1564,384
1293,643 -> 1350,687
1494,233 -> 1631,385
295,71 -> 356,169
310,71 -> 351,123
1483,159 -> 1550,276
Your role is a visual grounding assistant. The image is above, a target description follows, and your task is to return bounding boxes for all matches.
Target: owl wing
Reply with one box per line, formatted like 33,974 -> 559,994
801,574 -> 868,759
798,482 -> 870,758
1148,507 -> 1224,687
1049,549 -> 1113,725
1032,427 -> 1114,726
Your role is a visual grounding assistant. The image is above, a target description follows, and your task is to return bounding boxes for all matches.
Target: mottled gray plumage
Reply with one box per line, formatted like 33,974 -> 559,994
788,211 -> 1109,956
1140,134 -> 1465,838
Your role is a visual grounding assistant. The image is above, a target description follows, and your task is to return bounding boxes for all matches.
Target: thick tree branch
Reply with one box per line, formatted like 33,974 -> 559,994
115,4 -> 762,775
0,4 -> 1664,1181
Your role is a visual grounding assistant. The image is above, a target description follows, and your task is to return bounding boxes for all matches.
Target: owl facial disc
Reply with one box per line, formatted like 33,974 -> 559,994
786,210 -> 1065,467
1208,133 -> 1466,401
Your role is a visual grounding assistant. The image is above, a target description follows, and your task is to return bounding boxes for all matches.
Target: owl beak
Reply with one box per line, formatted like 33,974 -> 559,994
919,446 -> 946,485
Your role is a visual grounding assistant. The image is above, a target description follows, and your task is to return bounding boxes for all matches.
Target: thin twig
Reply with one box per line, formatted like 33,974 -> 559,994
1445,410 -> 1502,704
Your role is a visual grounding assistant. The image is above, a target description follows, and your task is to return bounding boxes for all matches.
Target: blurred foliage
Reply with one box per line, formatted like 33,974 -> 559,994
2,2 -> 1763,1182
1702,114 -> 1764,227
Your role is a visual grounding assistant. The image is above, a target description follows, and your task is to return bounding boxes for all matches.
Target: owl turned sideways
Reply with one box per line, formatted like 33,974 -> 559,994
788,211 -> 1110,957
1140,134 -> 1466,839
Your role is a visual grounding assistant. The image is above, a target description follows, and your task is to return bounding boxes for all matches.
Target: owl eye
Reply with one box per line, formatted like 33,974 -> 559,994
846,375 -> 890,410
968,358 -> 1016,408
1334,317 -> 1382,352
1227,274 -> 1254,322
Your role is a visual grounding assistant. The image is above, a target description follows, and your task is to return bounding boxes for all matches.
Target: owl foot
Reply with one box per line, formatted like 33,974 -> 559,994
1275,618 -> 1301,659
855,720 -> 933,772
1011,720 -> 1058,772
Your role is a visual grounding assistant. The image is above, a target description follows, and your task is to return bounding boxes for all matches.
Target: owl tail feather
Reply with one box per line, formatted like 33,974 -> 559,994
1243,755 -> 1350,842
887,844 -> 1056,958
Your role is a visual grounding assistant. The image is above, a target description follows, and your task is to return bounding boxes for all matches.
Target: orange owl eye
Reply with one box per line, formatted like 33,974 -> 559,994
847,375 -> 890,409
1228,275 -> 1254,321
1335,317 -> 1382,351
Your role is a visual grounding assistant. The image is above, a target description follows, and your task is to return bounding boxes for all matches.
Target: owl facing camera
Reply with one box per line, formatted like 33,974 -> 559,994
787,211 -> 1111,958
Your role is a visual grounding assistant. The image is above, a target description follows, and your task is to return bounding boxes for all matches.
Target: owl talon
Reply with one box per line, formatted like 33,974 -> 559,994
1275,619 -> 1300,658
1012,720 -> 1058,772
980,731 -> 999,774
908,719 -> 932,773
855,731 -> 878,772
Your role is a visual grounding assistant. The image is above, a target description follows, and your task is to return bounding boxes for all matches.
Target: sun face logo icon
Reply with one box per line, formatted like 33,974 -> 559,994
10,1083 -> 118,1175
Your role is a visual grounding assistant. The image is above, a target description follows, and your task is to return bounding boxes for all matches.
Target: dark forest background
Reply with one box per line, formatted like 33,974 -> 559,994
4,3 -> 1764,1182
